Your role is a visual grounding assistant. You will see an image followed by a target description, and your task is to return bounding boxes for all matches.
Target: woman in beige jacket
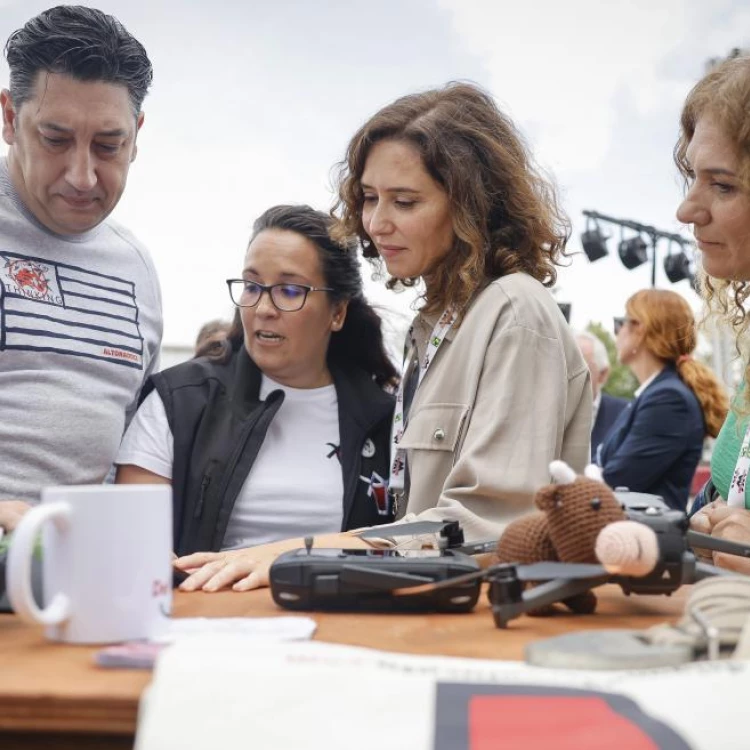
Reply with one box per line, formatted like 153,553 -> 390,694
176,82 -> 592,592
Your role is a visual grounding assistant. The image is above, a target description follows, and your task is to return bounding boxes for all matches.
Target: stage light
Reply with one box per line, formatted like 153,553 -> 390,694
664,247 -> 693,284
583,209 -> 694,289
618,236 -> 649,270
581,226 -> 609,262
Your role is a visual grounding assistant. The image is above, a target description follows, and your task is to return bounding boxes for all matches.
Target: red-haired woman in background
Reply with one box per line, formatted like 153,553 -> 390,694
598,289 -> 727,510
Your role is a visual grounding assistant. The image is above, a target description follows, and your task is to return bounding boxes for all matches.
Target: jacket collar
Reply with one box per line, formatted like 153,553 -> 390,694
229,345 -> 392,429
635,363 -> 677,399
230,346 -> 264,411
330,360 -> 394,433
411,278 -> 496,353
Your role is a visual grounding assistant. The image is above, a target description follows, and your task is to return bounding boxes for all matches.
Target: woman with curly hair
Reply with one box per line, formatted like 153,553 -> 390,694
599,289 -> 727,511
177,83 -> 593,593
677,55 -> 750,573
179,84 -> 592,589
333,82 -> 591,540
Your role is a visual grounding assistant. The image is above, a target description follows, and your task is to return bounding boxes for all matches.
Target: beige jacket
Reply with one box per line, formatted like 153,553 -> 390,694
396,273 -> 592,543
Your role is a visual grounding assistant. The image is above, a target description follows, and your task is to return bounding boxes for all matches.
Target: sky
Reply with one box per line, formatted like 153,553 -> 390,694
0,0 -> 748,355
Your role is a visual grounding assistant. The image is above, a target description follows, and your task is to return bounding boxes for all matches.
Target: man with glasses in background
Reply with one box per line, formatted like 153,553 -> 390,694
0,6 -> 161,533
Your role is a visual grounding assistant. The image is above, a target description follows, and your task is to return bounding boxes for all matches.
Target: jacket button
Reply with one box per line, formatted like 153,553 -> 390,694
433,428 -> 445,442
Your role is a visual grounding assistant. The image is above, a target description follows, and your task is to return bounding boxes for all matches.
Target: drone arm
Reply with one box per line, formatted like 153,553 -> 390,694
522,576 -> 612,608
693,561 -> 745,581
686,530 -> 750,559
491,575 -> 611,628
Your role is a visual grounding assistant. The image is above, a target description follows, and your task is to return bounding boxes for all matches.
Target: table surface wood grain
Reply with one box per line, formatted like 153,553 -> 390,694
0,584 -> 688,743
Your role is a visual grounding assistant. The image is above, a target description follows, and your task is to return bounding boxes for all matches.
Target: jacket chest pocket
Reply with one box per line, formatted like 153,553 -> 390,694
399,403 -> 470,456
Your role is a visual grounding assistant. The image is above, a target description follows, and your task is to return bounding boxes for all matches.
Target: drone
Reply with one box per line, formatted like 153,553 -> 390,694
385,493 -> 750,628
269,486 -> 750,627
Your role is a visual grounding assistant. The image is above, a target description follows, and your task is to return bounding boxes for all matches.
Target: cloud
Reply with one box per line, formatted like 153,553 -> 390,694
438,0 -> 721,171
437,0 -> 750,335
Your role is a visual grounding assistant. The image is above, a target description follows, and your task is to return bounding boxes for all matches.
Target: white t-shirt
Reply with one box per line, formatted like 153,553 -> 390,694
116,375 -> 344,549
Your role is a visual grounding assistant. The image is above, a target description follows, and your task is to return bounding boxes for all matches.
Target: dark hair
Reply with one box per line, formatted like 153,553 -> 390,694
333,82 -> 570,315
213,204 -> 399,389
194,318 -> 231,357
4,5 -> 152,114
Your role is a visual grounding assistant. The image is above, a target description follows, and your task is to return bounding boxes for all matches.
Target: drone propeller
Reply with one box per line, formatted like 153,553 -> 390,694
357,520 -> 449,539
392,565 -> 487,596
393,561 -> 610,597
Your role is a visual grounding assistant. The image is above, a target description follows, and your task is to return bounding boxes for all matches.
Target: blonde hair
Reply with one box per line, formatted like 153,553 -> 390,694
626,289 -> 728,437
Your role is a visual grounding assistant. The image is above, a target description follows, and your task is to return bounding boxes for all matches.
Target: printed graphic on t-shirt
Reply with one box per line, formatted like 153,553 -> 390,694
326,442 -> 341,462
0,251 -> 144,369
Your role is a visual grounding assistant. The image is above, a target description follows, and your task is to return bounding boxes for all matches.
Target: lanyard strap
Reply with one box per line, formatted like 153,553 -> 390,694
728,421 -> 750,508
389,309 -> 457,498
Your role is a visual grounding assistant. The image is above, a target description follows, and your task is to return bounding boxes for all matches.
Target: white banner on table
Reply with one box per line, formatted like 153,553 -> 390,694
136,638 -> 748,750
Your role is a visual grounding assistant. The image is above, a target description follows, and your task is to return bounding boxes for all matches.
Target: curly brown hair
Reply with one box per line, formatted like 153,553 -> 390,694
674,55 -> 750,409
626,289 -> 728,437
333,82 -> 571,315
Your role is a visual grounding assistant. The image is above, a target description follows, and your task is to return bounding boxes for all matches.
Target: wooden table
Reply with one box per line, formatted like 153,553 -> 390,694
0,585 -> 687,749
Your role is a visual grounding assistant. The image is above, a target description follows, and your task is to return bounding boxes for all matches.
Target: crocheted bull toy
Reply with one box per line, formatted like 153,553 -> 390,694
495,460 -> 627,615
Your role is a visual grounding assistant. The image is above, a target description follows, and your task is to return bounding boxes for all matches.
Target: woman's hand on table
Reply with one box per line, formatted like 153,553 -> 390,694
174,545 -> 278,592
690,501 -> 750,574
173,532 -> 369,592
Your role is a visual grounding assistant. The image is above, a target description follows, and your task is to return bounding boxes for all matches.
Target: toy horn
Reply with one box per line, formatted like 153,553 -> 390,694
549,460 -> 577,485
584,464 -> 603,482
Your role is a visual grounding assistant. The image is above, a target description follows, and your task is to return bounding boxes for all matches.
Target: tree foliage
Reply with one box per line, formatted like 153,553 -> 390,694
587,321 -> 638,400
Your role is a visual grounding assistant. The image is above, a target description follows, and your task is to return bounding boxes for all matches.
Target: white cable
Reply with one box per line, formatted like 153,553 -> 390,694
644,577 -> 750,659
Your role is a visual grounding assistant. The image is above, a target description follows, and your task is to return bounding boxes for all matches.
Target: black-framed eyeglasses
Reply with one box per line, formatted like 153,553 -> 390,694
226,279 -> 334,312
613,316 -> 638,335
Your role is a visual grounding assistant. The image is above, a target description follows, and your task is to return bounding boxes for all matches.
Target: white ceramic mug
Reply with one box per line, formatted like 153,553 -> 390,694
7,484 -> 172,644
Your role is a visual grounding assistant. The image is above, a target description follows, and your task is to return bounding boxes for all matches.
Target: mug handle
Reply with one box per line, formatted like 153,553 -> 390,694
7,501 -> 72,625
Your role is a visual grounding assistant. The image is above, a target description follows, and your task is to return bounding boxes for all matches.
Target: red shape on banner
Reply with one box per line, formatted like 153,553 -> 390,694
469,696 -> 659,750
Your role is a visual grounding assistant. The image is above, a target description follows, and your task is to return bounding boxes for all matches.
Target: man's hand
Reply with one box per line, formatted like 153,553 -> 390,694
0,500 -> 32,534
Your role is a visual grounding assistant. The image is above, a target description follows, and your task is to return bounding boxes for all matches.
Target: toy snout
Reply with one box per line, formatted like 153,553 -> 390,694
595,520 -> 660,577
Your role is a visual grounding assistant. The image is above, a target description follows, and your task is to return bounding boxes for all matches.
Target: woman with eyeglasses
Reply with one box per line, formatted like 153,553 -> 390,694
116,205 -> 398,580
598,289 -> 727,510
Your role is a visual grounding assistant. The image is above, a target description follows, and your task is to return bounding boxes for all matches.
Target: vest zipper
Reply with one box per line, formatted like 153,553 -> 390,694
195,472 -> 212,519
208,391 -> 284,549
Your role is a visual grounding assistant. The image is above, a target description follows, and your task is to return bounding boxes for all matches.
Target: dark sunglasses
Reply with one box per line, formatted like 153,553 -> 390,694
613,316 -> 638,335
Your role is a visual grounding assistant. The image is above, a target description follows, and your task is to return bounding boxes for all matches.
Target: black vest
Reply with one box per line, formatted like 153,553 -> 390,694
143,347 -> 395,555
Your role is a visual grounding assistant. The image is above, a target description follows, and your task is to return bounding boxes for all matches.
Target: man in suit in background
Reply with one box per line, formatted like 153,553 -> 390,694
576,331 -> 629,462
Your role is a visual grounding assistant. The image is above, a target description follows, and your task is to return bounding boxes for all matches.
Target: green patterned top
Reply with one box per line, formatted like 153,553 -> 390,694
711,385 -> 750,507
